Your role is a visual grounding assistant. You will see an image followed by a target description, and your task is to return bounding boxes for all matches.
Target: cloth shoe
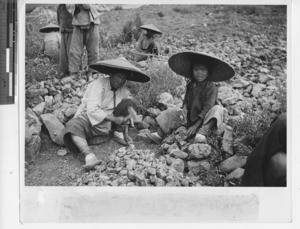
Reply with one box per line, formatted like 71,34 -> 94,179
83,153 -> 101,171
145,132 -> 163,144
113,131 -> 128,146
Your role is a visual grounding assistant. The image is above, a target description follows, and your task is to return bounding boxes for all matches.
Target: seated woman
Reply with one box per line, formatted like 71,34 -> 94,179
63,58 -> 150,171
135,24 -> 162,61
146,52 -> 235,144
242,112 -> 287,187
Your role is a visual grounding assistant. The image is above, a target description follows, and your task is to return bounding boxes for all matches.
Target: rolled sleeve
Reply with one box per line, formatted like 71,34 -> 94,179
198,85 -> 218,120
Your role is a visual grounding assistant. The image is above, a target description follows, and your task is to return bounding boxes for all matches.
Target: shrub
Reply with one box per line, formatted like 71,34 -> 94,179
26,36 -> 43,59
230,108 -> 273,156
172,7 -> 192,14
121,13 -> 143,43
113,5 -> 123,11
126,59 -> 183,114
25,58 -> 59,83
158,11 -> 164,17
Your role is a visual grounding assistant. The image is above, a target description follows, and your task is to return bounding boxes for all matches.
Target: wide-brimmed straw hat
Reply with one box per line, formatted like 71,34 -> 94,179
139,24 -> 162,35
89,58 -> 150,83
39,23 -> 60,33
168,52 -> 235,82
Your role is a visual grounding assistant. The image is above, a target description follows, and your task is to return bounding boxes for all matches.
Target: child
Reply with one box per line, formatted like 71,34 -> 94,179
146,51 -> 235,144
135,24 -> 162,61
57,4 -> 73,75
39,23 -> 61,61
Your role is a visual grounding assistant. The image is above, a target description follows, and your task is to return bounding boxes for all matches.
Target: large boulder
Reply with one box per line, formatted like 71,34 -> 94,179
188,143 -> 212,160
40,113 -> 65,146
25,135 -> 41,163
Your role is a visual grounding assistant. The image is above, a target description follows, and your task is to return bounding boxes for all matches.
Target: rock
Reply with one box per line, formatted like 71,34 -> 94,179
158,92 -> 174,105
233,78 -> 251,89
57,149 -> 67,156
137,61 -> 146,68
154,178 -> 165,186
54,93 -> 64,104
142,116 -> 157,126
40,113 -> 65,146
61,76 -> 74,85
222,128 -> 234,155
26,88 -> 48,98
65,107 -> 77,118
170,150 -> 188,159
25,135 -> 41,163
225,168 -> 245,181
258,74 -> 269,84
251,83 -> 266,98
25,108 -> 42,134
147,108 -> 161,117
194,134 -> 207,143
25,123 -> 32,144
187,160 -> 210,176
188,144 -> 212,160
53,108 -> 66,124
167,143 -> 180,154
271,101 -> 281,112
260,67 -> 270,74
62,84 -> 72,93
44,95 -> 53,108
171,158 -> 185,173
219,155 -> 247,173
32,102 -> 45,116
70,97 -> 81,106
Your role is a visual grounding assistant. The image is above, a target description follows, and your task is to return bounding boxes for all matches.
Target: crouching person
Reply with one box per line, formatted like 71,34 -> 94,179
146,52 -> 235,144
64,58 -> 150,171
242,112 -> 287,187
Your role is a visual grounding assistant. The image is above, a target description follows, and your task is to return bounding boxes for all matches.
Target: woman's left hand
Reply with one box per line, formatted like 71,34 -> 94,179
186,124 -> 198,138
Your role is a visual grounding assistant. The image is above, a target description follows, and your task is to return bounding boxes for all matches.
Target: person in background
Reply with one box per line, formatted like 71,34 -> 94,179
39,23 -> 61,61
135,24 -> 162,61
57,4 -> 74,75
242,112 -> 287,187
64,58 -> 150,171
66,4 -> 107,80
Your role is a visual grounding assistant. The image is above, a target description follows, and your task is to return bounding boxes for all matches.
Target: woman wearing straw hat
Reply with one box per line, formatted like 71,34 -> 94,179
63,58 -> 150,171
135,24 -> 162,61
39,23 -> 61,60
146,52 -> 235,144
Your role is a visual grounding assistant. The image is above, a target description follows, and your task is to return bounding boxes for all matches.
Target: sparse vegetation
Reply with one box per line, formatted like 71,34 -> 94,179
126,59 -> 182,113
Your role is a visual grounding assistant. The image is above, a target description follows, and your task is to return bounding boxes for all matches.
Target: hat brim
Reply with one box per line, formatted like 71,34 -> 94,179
168,52 -> 235,82
140,26 -> 162,35
39,27 -> 60,33
89,60 -> 150,83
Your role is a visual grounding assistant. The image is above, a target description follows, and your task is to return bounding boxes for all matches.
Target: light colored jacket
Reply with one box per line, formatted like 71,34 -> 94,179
74,77 -> 130,133
66,4 -> 106,26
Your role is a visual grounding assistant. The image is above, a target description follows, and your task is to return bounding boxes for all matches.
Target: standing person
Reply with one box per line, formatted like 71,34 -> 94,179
66,4 -> 106,79
57,4 -> 74,75
135,24 -> 162,61
64,58 -> 150,171
242,113 -> 287,187
39,23 -> 61,61
146,52 -> 235,144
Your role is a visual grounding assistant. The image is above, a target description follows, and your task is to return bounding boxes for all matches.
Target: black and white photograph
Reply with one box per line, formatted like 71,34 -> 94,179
24,3 -> 287,188
1,0 -> 299,226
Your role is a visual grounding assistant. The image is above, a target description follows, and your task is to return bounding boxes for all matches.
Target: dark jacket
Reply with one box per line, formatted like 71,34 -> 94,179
183,80 -> 218,126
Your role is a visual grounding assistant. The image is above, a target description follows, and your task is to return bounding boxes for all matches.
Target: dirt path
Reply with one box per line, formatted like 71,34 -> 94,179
25,128 -> 159,186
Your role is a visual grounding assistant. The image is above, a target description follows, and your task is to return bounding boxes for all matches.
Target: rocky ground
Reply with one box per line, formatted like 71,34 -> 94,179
25,5 -> 286,186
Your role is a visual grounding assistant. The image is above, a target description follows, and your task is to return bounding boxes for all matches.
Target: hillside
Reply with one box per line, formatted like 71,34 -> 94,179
25,4 -> 287,187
